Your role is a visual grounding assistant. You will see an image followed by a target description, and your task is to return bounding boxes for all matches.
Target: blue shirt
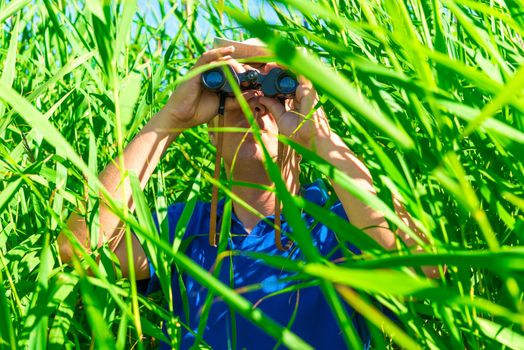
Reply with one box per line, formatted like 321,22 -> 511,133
146,180 -> 370,349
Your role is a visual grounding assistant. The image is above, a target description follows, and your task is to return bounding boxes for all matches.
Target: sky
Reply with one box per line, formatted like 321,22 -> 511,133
136,0 -> 283,39
130,0 -> 289,64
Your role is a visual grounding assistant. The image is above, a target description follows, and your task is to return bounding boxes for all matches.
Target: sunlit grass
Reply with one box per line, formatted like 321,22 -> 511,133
0,0 -> 523,349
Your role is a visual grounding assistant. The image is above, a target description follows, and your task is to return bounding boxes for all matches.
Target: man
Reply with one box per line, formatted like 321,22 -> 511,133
59,38 -> 438,349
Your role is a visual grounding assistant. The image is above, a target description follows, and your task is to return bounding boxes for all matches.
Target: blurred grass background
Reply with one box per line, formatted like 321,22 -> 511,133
0,0 -> 523,349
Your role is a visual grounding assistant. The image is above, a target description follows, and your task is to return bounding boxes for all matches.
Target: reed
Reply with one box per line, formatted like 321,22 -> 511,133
0,0 -> 523,348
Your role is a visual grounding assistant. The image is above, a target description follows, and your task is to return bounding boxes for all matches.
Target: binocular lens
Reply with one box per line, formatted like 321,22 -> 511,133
277,75 -> 297,94
202,70 -> 224,89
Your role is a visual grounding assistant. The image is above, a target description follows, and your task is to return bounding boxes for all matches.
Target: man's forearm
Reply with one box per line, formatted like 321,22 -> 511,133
311,131 -> 398,249
58,110 -> 180,261
310,130 -> 442,277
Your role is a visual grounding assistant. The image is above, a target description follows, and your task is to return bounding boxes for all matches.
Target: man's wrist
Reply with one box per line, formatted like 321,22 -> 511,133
309,129 -> 357,165
155,107 -> 191,133
294,108 -> 333,151
138,109 -> 185,143
300,125 -> 336,154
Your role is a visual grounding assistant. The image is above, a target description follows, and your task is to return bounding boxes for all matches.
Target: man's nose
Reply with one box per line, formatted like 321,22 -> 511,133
248,96 -> 268,116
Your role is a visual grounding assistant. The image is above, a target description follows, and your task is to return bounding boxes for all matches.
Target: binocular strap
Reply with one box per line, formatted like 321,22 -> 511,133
209,93 -> 226,247
273,135 -> 288,251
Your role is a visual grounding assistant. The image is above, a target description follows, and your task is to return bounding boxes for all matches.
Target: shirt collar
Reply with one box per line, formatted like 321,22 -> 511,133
210,179 -> 330,220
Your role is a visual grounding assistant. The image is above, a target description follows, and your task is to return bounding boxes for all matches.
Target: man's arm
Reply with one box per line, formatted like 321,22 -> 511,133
310,129 -> 441,278
58,46 -> 242,279
259,78 -> 441,279
57,110 -> 180,280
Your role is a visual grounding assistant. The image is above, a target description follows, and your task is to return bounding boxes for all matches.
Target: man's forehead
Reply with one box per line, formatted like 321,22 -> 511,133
244,62 -> 283,70
246,62 -> 266,68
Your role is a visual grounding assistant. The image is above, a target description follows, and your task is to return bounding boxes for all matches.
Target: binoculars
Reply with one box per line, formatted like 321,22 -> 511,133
201,66 -> 297,98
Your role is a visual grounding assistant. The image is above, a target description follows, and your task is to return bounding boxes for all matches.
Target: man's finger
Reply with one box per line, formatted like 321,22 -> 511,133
224,57 -> 247,74
295,76 -> 314,99
297,75 -> 312,86
194,46 -> 235,67
294,75 -> 318,114
262,62 -> 284,74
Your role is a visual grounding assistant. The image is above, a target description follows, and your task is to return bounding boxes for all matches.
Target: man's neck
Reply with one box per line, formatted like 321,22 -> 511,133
231,185 -> 276,233
226,157 -> 300,234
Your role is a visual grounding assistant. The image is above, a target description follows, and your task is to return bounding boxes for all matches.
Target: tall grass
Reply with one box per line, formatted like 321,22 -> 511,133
0,0 -> 523,349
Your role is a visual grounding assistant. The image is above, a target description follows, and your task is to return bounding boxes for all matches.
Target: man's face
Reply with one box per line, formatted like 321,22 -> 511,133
217,62 -> 284,175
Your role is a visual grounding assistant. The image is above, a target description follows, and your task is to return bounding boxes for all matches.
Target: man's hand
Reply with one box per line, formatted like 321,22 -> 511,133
161,46 -> 259,131
257,71 -> 330,148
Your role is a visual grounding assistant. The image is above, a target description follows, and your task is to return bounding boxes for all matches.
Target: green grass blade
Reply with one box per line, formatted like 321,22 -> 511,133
475,317 -> 524,350
0,0 -> 30,24
0,267 -> 16,350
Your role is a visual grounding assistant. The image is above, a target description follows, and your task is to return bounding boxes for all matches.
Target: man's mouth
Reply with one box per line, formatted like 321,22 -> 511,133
229,93 -> 272,131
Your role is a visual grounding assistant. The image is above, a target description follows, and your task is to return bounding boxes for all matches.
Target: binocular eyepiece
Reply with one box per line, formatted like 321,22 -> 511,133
201,66 -> 297,98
